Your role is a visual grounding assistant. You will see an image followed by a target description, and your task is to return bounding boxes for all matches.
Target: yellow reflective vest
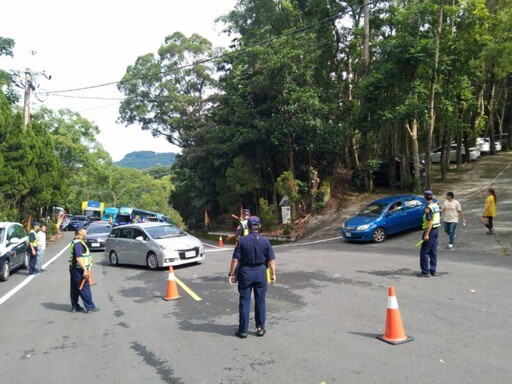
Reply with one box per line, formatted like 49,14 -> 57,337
422,202 -> 441,230
29,229 -> 39,247
69,239 -> 92,269
240,219 -> 249,236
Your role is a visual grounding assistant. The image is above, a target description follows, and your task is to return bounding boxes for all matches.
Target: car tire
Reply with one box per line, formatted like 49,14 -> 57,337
21,252 -> 29,269
146,252 -> 159,270
372,227 -> 387,243
0,260 -> 10,282
109,251 -> 119,266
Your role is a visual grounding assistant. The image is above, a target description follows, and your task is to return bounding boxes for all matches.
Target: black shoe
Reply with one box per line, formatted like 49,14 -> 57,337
234,330 -> 247,339
256,328 -> 266,337
417,273 -> 431,278
86,307 -> 100,313
430,271 -> 437,276
71,307 -> 83,313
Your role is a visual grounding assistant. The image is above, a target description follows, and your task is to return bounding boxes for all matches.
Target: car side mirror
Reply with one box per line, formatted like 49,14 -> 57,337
135,236 -> 144,242
8,237 -> 21,245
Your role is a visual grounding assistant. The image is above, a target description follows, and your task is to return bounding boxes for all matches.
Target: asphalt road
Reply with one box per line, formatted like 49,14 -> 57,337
0,153 -> 511,384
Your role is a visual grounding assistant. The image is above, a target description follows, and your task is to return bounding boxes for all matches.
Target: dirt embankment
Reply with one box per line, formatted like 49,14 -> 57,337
302,152 -> 512,241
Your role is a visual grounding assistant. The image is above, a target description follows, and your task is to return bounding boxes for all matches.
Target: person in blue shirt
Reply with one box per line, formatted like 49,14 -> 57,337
69,227 -> 99,313
228,216 -> 276,338
28,223 -> 40,276
418,190 -> 441,277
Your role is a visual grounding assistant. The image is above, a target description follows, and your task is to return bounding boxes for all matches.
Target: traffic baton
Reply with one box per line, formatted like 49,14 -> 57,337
79,275 -> 87,290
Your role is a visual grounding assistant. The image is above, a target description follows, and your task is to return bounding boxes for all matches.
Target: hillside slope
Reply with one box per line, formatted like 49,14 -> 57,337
114,151 -> 176,170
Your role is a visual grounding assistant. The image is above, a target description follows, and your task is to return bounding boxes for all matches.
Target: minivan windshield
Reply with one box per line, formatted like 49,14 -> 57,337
87,225 -> 112,234
146,224 -> 185,239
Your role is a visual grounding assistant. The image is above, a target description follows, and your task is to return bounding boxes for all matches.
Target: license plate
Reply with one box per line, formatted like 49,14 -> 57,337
345,232 -> 352,238
185,250 -> 196,258
91,243 -> 100,247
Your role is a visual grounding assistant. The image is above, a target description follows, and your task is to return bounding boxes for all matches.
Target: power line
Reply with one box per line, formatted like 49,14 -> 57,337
43,8 -> 356,96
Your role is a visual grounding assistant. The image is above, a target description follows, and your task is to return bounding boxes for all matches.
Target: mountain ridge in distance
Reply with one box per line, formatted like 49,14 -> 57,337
114,151 -> 176,170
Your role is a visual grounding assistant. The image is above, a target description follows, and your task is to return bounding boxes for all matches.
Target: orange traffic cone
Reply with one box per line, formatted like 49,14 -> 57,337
87,268 -> 96,286
218,235 -> 224,247
377,286 -> 414,345
163,266 -> 181,301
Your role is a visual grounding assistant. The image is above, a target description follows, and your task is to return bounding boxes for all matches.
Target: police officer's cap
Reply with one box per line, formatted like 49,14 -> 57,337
243,209 -> 250,215
423,190 -> 434,198
247,216 -> 260,227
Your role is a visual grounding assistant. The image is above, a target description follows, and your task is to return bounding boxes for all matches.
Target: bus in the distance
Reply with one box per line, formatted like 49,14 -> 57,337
102,207 -> 119,223
115,207 -> 163,226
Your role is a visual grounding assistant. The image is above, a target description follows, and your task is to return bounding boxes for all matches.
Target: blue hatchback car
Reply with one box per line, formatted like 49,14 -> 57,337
341,195 -> 428,243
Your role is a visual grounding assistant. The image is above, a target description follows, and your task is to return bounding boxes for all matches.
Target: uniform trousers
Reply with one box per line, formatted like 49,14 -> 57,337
237,265 -> 267,333
420,228 -> 439,274
28,247 -> 38,275
69,266 -> 95,310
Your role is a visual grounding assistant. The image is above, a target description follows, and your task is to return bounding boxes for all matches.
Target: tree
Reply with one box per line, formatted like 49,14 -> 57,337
118,32 -> 221,148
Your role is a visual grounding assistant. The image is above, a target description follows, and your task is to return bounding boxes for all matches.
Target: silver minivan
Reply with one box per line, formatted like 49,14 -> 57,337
104,222 -> 205,270
0,222 -> 29,281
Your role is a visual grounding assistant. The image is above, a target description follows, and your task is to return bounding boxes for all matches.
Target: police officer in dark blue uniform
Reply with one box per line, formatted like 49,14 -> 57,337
418,190 -> 441,277
69,227 -> 99,312
228,216 -> 276,338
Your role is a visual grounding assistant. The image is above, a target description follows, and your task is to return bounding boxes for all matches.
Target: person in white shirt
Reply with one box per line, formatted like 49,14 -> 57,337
440,192 -> 465,249
36,224 -> 47,272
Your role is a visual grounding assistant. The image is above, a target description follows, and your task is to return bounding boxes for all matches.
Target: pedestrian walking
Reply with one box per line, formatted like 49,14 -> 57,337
28,223 -> 40,276
418,190 -> 441,277
440,192 -> 466,249
228,216 -> 276,338
69,227 -> 99,313
483,187 -> 497,235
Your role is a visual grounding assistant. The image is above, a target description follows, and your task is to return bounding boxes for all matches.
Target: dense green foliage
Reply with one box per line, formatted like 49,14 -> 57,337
2,0 -> 511,231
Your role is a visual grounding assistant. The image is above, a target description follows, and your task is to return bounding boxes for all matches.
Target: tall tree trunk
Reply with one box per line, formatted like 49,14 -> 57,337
426,4 -> 443,190
487,76 -> 497,155
405,119 -> 421,189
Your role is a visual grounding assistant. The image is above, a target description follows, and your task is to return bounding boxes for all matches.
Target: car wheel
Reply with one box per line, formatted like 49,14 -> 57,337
21,252 -> 29,269
146,252 -> 159,270
109,251 -> 119,266
0,260 -> 10,282
372,227 -> 387,243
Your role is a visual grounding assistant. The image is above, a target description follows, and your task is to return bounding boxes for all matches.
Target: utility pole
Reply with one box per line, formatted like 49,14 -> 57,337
23,67 -> 32,130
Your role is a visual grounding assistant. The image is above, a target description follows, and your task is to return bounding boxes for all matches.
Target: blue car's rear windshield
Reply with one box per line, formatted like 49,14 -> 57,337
359,203 -> 388,216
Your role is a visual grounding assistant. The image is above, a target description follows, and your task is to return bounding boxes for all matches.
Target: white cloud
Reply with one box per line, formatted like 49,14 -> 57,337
1,0 -> 236,161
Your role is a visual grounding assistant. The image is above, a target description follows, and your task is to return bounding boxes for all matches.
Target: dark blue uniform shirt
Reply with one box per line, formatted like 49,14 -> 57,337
233,232 -> 276,266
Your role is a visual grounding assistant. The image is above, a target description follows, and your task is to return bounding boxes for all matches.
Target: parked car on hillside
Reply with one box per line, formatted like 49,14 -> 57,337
340,195 -> 428,243
430,144 -> 480,163
494,133 -> 509,149
84,222 -> 112,251
104,222 -> 205,270
0,222 -> 29,281
476,137 -> 502,155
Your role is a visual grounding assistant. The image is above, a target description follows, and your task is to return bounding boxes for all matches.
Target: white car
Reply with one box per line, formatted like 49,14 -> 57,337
104,222 -> 205,269
476,137 -> 502,154
0,222 -> 29,281
430,144 -> 480,163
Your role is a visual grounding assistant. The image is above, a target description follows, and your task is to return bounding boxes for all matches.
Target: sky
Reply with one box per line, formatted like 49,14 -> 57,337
0,0 -> 237,161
